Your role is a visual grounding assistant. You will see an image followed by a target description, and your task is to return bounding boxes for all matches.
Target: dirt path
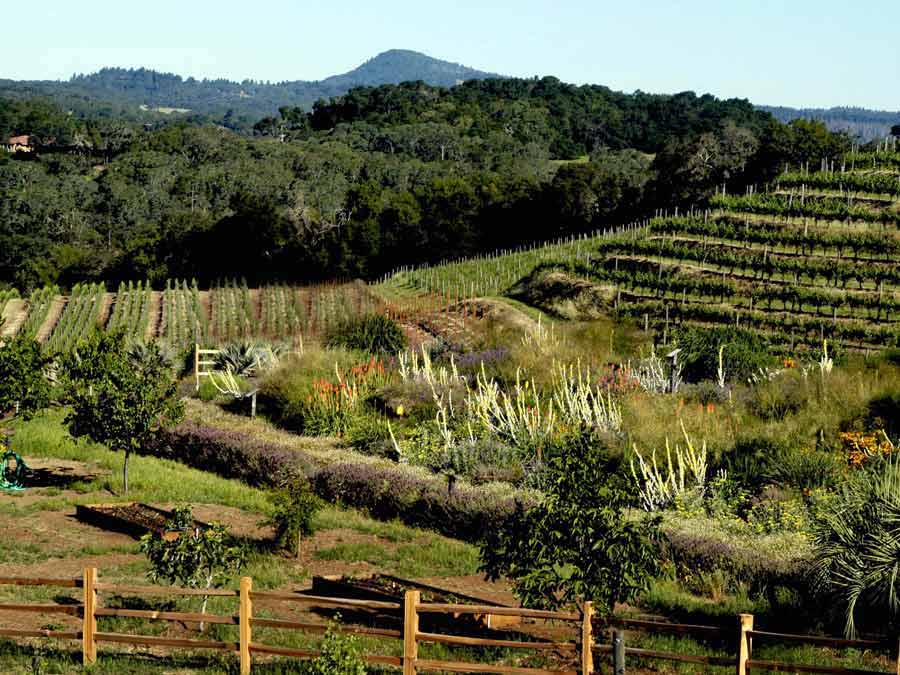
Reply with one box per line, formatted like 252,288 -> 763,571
0,298 -> 27,338
97,292 -> 114,329
249,288 -> 262,323
198,290 -> 212,330
145,290 -> 162,340
35,296 -> 67,343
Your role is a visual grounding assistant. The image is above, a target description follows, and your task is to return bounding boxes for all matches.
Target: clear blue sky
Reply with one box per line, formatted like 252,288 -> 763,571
5,0 -> 899,110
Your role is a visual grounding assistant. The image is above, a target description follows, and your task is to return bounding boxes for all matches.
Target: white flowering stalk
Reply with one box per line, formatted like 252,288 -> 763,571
747,366 -> 784,385
552,361 -> 622,434
630,420 -> 708,511
434,386 -> 456,449
466,364 -> 556,447
628,346 -> 681,394
716,345 -> 727,389
387,420 -> 405,461
398,345 -> 462,389
521,315 -> 561,354
818,339 -> 833,378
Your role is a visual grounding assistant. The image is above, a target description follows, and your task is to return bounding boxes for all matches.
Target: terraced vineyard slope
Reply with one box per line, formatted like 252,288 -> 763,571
378,148 -> 900,353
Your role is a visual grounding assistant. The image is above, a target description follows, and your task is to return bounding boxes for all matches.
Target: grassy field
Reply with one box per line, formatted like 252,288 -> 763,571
0,411 -> 485,673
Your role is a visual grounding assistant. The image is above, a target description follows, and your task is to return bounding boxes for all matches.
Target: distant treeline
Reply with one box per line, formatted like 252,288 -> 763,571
761,105 -> 900,142
0,79 -> 856,291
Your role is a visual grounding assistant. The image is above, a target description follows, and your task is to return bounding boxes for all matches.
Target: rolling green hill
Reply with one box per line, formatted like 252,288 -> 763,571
0,49 -> 500,121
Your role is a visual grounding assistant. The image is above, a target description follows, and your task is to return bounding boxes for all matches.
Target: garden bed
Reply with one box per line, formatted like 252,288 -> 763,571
75,502 -> 207,539
311,573 -> 521,628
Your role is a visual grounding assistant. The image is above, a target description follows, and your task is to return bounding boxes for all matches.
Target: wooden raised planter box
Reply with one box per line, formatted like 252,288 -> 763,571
75,503 -> 207,540
312,574 -> 521,629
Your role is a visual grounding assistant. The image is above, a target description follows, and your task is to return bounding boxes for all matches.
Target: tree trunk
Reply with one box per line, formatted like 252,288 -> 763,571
200,575 -> 213,633
123,451 -> 130,493
296,531 -> 302,559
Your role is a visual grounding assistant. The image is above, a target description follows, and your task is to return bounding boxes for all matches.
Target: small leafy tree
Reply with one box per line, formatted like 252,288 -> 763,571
61,331 -> 183,492
307,621 -> 367,675
266,476 -> 322,557
140,506 -> 244,631
480,431 -> 661,613
0,337 -> 51,420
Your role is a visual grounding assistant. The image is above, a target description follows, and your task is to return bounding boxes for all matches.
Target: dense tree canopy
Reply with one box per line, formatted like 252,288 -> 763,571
0,80 -> 853,291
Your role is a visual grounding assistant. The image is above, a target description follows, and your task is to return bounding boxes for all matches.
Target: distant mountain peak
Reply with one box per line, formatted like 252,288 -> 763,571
320,49 -> 501,88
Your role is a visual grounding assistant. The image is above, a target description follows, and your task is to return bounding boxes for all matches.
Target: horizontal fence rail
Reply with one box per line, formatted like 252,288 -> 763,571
1,569 -> 899,673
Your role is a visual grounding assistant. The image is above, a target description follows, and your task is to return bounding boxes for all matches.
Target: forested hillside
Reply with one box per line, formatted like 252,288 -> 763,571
0,50 -> 498,127
0,77 -> 853,292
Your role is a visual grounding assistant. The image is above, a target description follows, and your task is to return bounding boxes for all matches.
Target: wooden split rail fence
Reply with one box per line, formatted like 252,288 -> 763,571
1,569 -> 899,673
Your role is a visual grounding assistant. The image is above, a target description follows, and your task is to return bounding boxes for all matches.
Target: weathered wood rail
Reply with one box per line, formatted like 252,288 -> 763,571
0,570 -> 898,673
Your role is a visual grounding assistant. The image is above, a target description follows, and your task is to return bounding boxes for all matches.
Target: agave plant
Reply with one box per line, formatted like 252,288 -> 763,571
215,340 -> 284,376
128,342 -> 175,375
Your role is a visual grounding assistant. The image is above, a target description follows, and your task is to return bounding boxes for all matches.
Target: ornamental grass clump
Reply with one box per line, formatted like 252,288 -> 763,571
262,350 -> 394,436
300,358 -> 391,435
327,313 -> 407,354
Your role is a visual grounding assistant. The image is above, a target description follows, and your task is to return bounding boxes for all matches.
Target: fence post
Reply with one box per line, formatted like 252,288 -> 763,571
581,601 -> 594,674
737,613 -> 754,675
82,566 -> 98,666
612,628 -> 625,674
403,590 -> 420,675
239,576 -> 252,675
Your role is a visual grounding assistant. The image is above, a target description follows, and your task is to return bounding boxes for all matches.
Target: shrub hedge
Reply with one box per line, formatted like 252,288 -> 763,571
147,419 -> 811,593
147,421 -> 534,542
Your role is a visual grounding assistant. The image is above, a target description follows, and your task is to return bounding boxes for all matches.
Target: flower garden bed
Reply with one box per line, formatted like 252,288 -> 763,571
75,502 -> 207,539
